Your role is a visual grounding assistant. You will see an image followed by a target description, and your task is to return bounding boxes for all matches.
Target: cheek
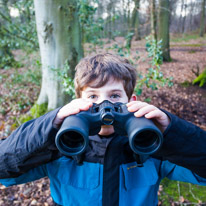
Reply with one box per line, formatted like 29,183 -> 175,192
81,92 -> 88,100
90,99 -> 97,103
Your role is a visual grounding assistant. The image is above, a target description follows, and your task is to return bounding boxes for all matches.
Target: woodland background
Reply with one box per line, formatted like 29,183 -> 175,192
0,0 -> 206,205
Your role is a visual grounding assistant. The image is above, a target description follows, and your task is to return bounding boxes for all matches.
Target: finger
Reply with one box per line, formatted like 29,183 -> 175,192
134,105 -> 157,117
127,101 -> 149,112
78,101 -> 93,111
127,101 -> 144,107
57,107 -> 79,120
71,99 -> 92,109
144,109 -> 165,119
58,100 -> 92,119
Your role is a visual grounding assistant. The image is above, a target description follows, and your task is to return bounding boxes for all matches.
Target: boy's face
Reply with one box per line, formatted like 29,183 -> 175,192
81,78 -> 135,136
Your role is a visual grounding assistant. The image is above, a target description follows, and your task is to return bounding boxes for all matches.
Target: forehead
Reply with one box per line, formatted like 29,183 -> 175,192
83,79 -> 125,93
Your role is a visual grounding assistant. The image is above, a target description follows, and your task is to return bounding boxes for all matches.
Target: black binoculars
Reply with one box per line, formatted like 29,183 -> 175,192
55,100 -> 163,157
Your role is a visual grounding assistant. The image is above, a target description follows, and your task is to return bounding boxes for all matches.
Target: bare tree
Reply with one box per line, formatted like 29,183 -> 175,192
178,0 -> 184,33
200,0 -> 206,37
150,0 -> 157,40
34,0 -> 83,110
158,0 -> 171,61
181,0 -> 187,33
130,0 -> 141,40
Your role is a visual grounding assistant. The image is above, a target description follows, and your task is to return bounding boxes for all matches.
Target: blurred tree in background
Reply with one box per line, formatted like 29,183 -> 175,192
200,0 -> 206,37
0,0 -> 37,68
158,0 -> 170,61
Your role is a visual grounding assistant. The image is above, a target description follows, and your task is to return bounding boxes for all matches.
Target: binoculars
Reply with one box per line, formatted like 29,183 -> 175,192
55,100 -> 163,158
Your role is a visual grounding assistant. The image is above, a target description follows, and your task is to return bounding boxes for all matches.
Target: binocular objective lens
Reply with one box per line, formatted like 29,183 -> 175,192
61,132 -> 84,149
133,131 -> 159,149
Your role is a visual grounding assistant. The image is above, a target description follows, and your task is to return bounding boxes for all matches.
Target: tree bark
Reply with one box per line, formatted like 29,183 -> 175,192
181,0 -> 187,33
178,0 -> 184,33
107,1 -> 115,39
130,0 -> 141,41
158,0 -> 171,62
150,0 -> 157,41
200,0 -> 206,37
189,1 -> 195,32
34,0 -> 83,110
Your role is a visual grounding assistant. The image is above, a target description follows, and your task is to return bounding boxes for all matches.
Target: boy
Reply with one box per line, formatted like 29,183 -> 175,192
0,53 -> 206,206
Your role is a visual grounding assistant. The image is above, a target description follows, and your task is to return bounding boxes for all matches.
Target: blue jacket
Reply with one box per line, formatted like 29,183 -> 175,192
0,109 -> 206,206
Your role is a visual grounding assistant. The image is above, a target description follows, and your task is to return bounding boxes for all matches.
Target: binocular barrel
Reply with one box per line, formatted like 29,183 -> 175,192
125,116 -> 163,155
55,115 -> 90,156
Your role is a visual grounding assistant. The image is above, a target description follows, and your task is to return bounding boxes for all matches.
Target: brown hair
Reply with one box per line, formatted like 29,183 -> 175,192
74,53 -> 137,99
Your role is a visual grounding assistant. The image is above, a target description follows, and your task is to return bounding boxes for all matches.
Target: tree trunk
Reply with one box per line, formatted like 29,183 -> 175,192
181,0 -> 187,33
189,1 -> 195,32
127,0 -> 131,26
123,0 -> 128,35
150,0 -> 157,41
107,2 -> 112,39
200,0 -> 206,37
34,0 -> 83,110
158,0 -> 171,62
130,0 -> 141,41
178,0 -> 184,33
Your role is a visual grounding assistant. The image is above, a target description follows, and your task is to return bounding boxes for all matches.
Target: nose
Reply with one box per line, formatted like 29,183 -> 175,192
95,95 -> 110,104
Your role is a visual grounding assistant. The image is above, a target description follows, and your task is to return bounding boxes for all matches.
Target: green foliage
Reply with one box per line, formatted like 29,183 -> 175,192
135,36 -> 173,96
61,63 -> 76,99
159,178 -> 206,205
5,1 -> 37,50
181,80 -> 192,87
193,69 -> 206,87
18,103 -> 48,125
30,103 -> 48,118
52,62 -> 76,99
145,37 -> 163,65
125,32 -> 134,49
0,0 -> 38,69
110,43 -> 131,58
0,40 -> 20,69
171,33 -> 200,43
78,0 -> 104,44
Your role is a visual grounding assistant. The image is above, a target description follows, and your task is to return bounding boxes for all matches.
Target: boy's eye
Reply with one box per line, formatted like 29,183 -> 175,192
110,94 -> 120,99
88,95 -> 97,99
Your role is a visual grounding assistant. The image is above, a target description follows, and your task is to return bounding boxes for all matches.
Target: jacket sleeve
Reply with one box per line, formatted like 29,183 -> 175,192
160,160 -> 206,186
0,164 -> 47,187
154,110 -> 206,178
0,108 -> 62,179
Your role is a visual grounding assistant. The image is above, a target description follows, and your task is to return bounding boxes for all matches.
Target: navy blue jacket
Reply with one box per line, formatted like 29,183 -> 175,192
0,109 -> 206,205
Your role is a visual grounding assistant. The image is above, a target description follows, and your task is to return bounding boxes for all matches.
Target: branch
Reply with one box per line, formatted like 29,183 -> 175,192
0,10 -> 32,38
1,26 -> 38,49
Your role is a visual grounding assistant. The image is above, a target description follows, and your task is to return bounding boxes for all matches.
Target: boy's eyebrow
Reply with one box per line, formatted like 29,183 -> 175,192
83,89 -> 98,93
84,89 -> 124,93
110,89 -> 124,93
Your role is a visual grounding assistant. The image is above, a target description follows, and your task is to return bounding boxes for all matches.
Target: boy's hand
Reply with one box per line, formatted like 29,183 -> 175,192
127,101 -> 170,133
53,99 -> 93,128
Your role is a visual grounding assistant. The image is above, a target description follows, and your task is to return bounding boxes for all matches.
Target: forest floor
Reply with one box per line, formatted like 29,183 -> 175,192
0,36 -> 206,205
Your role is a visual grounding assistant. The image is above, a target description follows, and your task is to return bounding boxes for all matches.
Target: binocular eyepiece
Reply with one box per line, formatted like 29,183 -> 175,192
55,100 -> 163,158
